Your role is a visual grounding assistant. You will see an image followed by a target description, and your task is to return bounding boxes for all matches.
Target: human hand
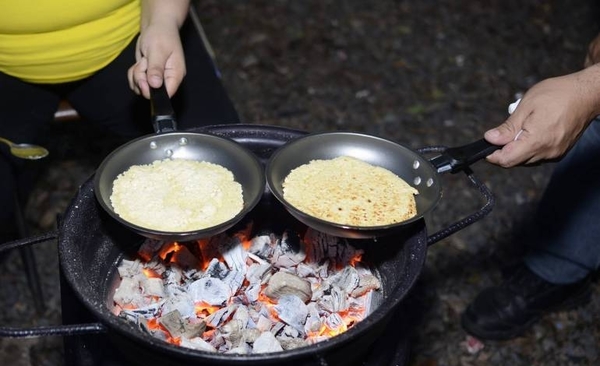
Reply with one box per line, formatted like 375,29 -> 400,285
584,32 -> 600,67
484,68 -> 600,167
128,20 -> 186,99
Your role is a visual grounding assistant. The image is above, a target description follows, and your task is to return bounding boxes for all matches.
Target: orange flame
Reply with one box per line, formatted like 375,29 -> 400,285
143,268 -> 161,279
256,292 -> 281,321
195,301 -> 221,317
349,253 -> 363,267
158,242 -> 182,262
196,239 -> 224,270
146,318 -> 181,345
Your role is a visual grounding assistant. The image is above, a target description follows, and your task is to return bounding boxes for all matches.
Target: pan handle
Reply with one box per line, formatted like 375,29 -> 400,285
150,84 -> 178,133
428,138 -> 501,174
0,233 -> 108,337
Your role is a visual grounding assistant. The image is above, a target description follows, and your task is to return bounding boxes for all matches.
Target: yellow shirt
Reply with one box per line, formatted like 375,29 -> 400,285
0,0 -> 141,84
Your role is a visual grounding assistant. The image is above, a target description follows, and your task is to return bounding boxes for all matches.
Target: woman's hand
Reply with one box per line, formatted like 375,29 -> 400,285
128,0 -> 191,98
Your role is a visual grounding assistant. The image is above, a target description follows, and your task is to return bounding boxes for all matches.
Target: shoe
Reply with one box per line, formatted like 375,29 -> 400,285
461,263 -> 592,341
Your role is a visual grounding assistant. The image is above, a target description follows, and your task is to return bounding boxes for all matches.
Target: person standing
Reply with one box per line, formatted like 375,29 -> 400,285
461,32 -> 600,340
0,0 -> 240,243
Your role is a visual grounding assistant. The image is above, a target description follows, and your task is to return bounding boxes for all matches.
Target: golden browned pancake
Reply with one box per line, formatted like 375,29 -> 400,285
110,159 -> 243,232
282,156 -> 418,226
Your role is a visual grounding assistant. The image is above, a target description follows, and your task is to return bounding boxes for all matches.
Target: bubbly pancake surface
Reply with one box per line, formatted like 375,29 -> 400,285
282,156 -> 419,226
110,159 -> 243,232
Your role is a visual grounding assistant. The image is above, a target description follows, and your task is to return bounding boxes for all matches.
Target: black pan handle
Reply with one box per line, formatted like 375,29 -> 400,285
428,138 -> 501,174
0,233 -> 108,337
150,84 -> 178,133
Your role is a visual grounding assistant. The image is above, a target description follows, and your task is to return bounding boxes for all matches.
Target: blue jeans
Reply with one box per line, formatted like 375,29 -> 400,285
525,118 -> 600,284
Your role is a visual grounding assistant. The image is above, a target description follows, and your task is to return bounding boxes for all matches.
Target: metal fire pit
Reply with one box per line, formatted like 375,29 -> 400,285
0,124 -> 494,366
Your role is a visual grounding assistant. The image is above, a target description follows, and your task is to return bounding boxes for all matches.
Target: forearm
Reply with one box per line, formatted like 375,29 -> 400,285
140,0 -> 191,30
575,63 -> 600,120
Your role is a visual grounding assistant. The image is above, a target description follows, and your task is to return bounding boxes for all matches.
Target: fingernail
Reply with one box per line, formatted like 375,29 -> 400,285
485,129 -> 500,139
149,75 -> 162,87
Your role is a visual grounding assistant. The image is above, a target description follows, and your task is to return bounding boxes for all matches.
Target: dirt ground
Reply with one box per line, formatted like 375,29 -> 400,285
0,1 -> 599,365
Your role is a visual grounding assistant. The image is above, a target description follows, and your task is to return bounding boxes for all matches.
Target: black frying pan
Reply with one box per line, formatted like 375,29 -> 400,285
94,86 -> 264,241
266,132 -> 499,239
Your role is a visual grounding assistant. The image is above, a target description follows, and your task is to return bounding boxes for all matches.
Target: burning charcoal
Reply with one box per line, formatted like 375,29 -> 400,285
264,272 -> 312,303
164,284 -> 187,299
241,328 -> 261,344
223,269 -> 245,295
220,318 -> 244,345
304,303 -> 322,334
277,337 -> 308,351
219,236 -> 248,272
115,218 -> 380,354
351,272 -> 381,297
211,333 -> 228,350
319,286 -> 349,313
138,239 -> 165,260
245,282 -> 261,303
329,266 -> 360,294
188,277 -> 231,306
304,229 -> 362,268
113,276 -> 143,307
204,258 -> 229,280
120,302 -> 163,320
310,281 -> 330,302
246,252 -> 268,265
117,259 -> 144,278
138,318 -> 169,341
303,229 -> 340,263
317,260 -> 330,279
280,324 -> 303,339
144,259 -> 167,275
226,343 -> 252,354
118,310 -> 140,324
206,304 -> 239,328
295,263 -> 317,278
274,295 -> 308,333
140,277 -> 165,298
270,321 -> 286,336
161,293 -> 195,318
183,318 -> 207,338
169,245 -> 200,269
232,304 -> 250,327
256,314 -> 273,332
246,263 -> 272,283
248,303 -> 270,322
347,290 -> 372,316
248,234 -> 276,259
164,266 -> 183,288
182,268 -> 202,281
324,313 -> 345,333
159,310 -> 187,337
252,331 -> 283,353
180,337 -> 217,352
196,234 -> 227,263
272,231 -> 306,268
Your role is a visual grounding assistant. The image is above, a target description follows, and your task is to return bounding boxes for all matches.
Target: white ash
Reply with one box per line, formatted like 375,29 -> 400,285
113,225 -> 381,354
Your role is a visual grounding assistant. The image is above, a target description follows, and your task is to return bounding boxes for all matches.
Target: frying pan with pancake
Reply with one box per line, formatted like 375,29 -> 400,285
94,85 -> 264,242
265,132 -> 499,239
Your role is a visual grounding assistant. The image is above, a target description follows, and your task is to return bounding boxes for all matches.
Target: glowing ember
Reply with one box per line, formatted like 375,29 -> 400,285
112,224 -> 381,354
